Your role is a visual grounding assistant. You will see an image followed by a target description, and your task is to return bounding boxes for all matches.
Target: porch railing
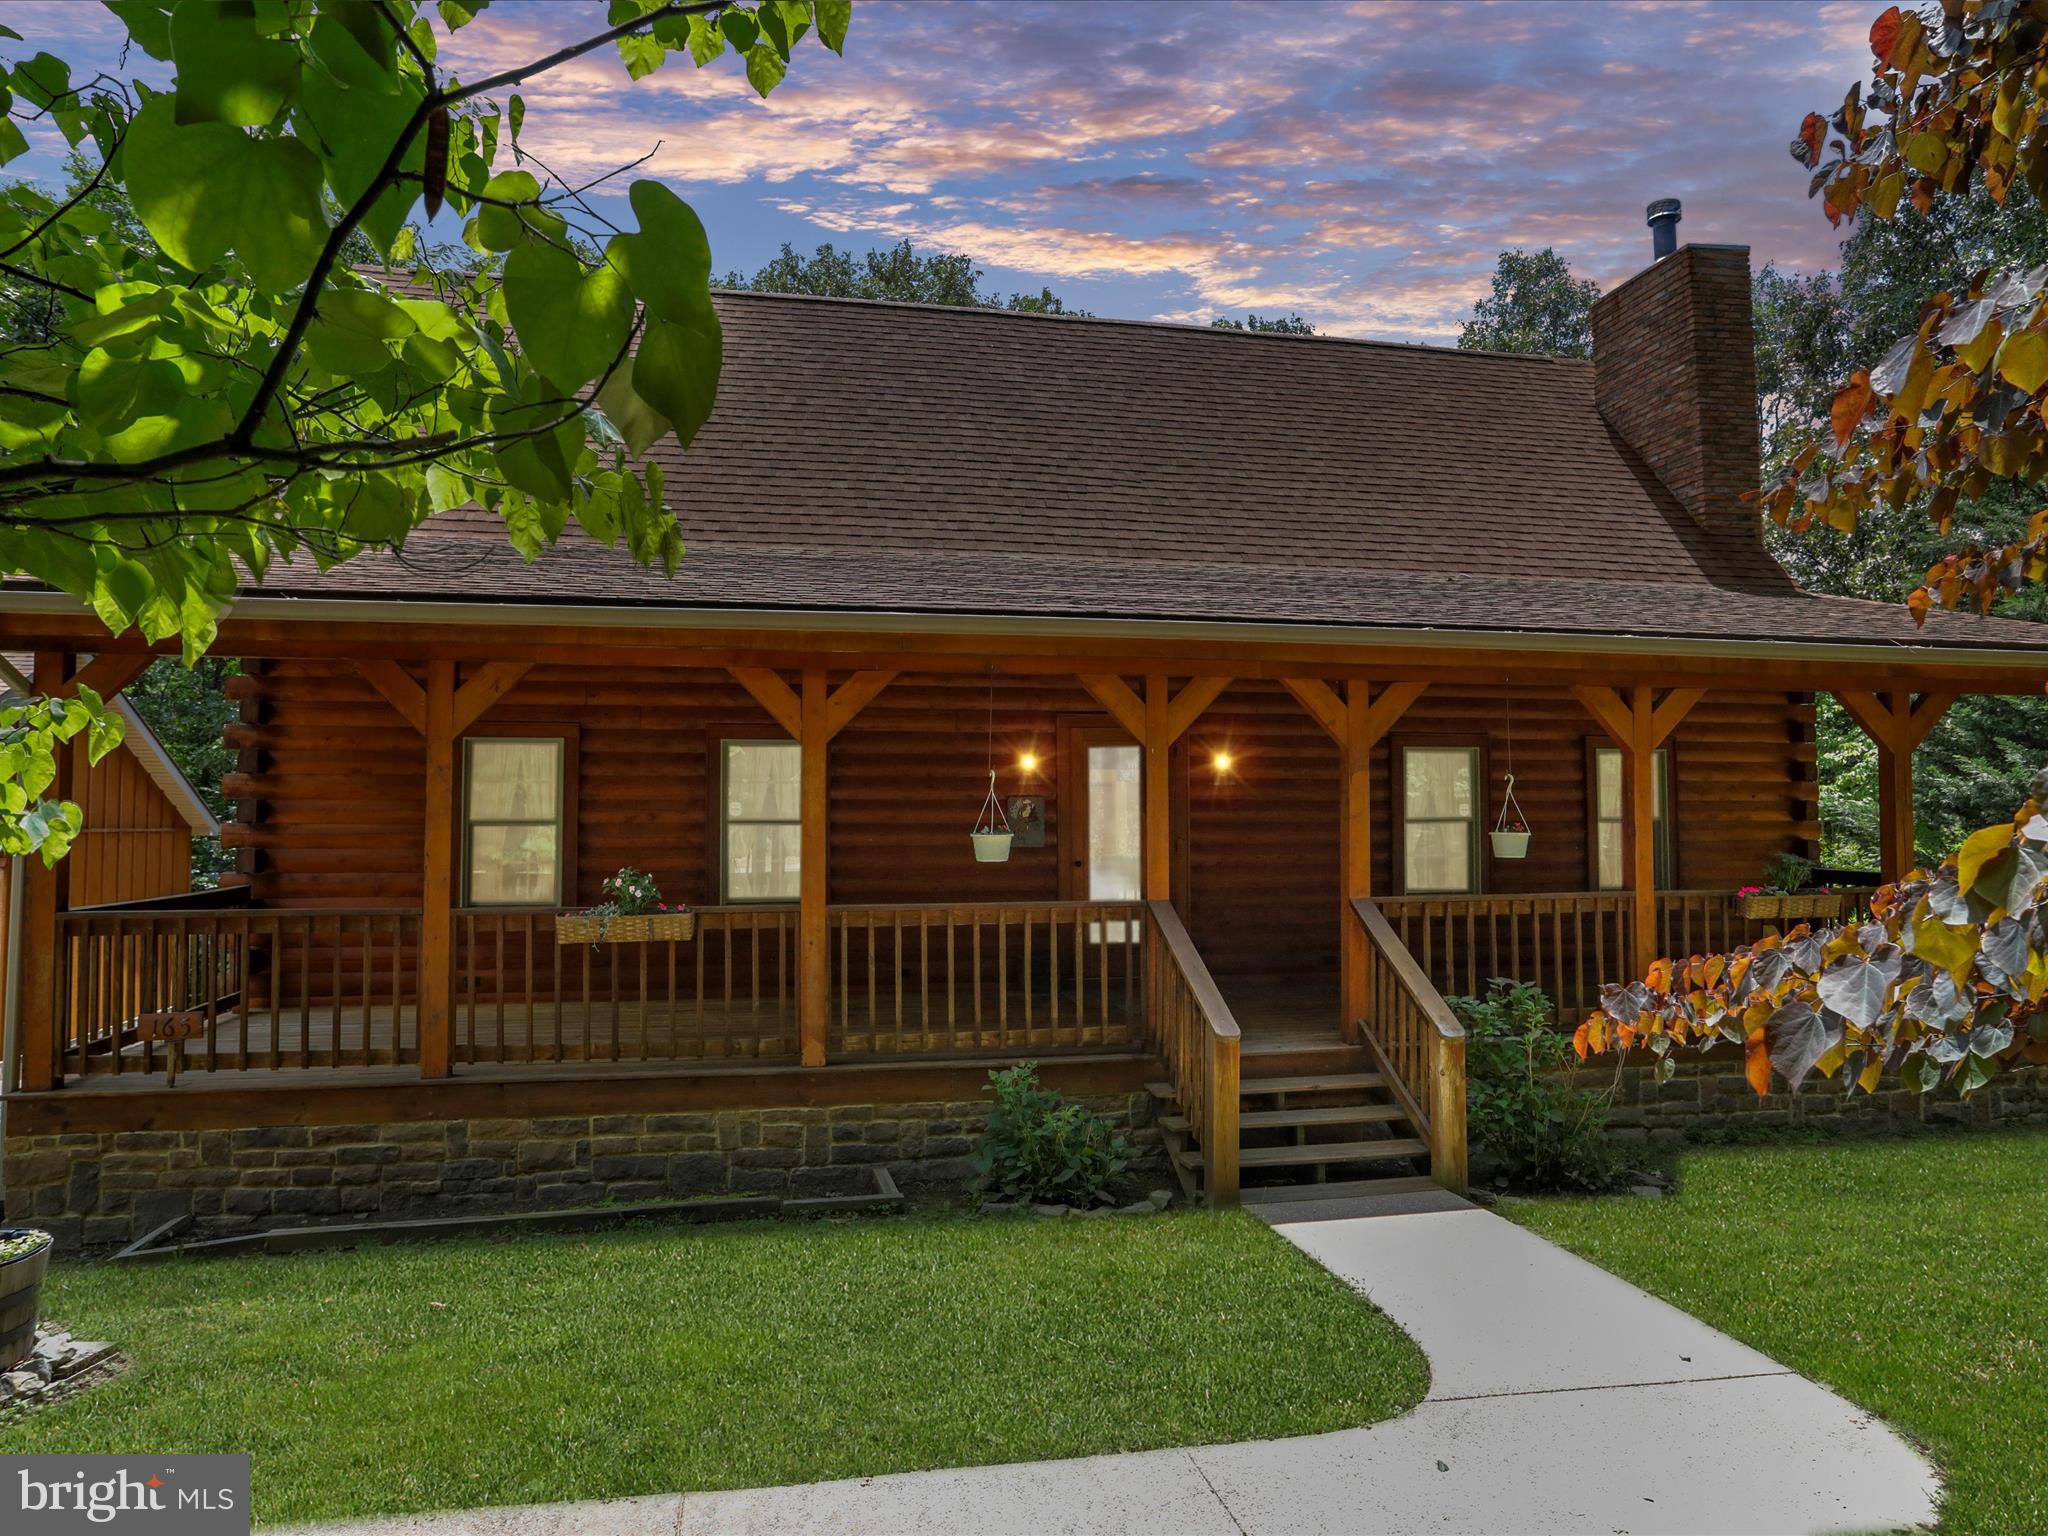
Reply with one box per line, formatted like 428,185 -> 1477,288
826,901 -> 1144,1057
455,906 -> 799,1063
1141,899 -> 1240,1204
1373,889 -> 1778,1020
1353,898 -> 1466,1193
52,906 -> 419,1078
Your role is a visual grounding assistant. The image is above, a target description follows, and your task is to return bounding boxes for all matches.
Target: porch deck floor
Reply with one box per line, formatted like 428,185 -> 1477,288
1221,974 -> 1346,1054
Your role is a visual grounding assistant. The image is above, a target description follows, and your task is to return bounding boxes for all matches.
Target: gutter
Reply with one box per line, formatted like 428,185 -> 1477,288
3,588 -> 2045,673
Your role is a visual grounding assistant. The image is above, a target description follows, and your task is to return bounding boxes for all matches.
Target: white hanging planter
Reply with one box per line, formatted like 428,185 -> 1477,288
1491,771 -> 1532,859
969,766 -> 1014,864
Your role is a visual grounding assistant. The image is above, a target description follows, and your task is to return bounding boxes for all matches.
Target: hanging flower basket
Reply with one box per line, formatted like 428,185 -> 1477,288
1491,773 -> 1532,859
969,766 -> 1014,863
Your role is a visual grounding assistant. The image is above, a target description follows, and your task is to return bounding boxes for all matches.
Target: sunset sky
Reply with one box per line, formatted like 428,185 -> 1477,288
9,0 -> 1880,342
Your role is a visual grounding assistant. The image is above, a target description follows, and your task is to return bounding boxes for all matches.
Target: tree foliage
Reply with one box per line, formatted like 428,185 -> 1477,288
723,238 -> 1090,314
1210,312 -> 1315,335
0,0 -> 848,859
1590,0 -> 2048,1101
1457,247 -> 1598,358
124,654 -> 237,884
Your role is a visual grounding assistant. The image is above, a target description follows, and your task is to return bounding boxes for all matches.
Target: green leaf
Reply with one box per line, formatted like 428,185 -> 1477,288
612,180 -> 711,321
684,14 -> 726,65
473,169 -> 564,251
0,117 -> 27,166
123,99 -> 328,287
815,0 -> 852,54
296,27 -> 426,256
720,10 -> 760,51
594,367 -> 673,457
633,309 -> 723,449
169,0 -> 300,127
12,52 -> 71,111
744,41 -> 788,96
503,243 -> 635,390
615,31 -> 666,79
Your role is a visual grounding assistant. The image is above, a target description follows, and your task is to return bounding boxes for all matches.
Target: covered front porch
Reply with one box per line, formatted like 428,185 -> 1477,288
4,605 -> 2027,1207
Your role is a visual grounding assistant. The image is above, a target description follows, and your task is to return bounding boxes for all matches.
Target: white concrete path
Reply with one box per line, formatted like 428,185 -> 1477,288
299,1207 -> 1940,1536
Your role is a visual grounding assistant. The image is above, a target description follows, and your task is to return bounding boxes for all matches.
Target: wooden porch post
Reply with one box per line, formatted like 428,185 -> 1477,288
1075,673 -> 1233,905
1283,679 -> 1426,1039
1572,684 -> 1702,980
419,660 -> 456,1080
15,650 -> 71,1092
799,668 -> 829,1066
728,665 -> 896,1068
1836,690 -> 1953,883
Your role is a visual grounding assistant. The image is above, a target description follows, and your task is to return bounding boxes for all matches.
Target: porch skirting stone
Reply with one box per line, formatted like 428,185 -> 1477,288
3,1094 -> 1160,1252
1597,1058 -> 2048,1140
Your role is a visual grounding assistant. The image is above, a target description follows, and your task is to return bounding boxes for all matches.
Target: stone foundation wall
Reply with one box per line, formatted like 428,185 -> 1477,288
1599,1059 -> 2048,1142
4,1094 -> 1160,1252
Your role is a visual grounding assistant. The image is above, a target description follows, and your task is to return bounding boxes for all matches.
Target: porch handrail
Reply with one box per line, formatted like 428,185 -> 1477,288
1352,897 -> 1467,1194
1142,899 -> 1240,1205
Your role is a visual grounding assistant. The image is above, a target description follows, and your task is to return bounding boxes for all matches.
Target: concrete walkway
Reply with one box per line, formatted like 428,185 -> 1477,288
303,1207 -> 1940,1536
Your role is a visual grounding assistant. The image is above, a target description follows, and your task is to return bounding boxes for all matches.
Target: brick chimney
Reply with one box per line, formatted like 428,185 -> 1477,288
1590,236 -> 1762,548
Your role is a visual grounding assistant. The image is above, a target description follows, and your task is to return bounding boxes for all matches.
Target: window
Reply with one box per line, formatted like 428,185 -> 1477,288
1401,746 -> 1479,894
1086,743 -> 1142,942
722,740 -> 801,901
463,737 -> 564,906
1593,746 -> 1672,889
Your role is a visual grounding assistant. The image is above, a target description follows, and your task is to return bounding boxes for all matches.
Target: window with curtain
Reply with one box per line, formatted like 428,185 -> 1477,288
1402,746 -> 1479,894
1594,746 -> 1672,889
463,737 -> 564,906
723,740 -> 801,901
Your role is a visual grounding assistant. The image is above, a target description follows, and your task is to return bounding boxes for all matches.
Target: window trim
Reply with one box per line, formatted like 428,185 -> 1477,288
1586,739 -> 1676,890
718,736 -> 803,905
1393,739 -> 1484,896
458,724 -> 578,909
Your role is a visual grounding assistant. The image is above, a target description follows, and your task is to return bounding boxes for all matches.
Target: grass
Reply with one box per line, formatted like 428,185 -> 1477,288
4,1209 -> 1427,1528
1507,1129 -> 2048,1536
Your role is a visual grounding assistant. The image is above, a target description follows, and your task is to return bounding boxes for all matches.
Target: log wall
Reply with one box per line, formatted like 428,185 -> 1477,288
224,664 -> 1817,979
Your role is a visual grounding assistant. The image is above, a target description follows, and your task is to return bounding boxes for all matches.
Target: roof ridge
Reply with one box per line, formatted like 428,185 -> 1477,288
707,287 -> 1584,363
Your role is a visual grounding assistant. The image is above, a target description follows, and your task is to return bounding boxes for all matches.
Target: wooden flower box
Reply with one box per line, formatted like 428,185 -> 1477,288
555,911 -> 696,945
0,1229 -> 52,1372
1741,892 -> 1845,921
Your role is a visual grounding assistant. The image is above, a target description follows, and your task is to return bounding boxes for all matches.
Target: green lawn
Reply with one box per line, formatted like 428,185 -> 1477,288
4,1209 -> 1426,1528
1508,1130 -> 2048,1536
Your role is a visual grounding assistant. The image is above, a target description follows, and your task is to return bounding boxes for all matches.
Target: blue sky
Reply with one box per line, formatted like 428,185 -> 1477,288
8,0 -> 1878,341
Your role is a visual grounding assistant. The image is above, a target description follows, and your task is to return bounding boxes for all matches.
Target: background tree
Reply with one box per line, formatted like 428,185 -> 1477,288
1457,248 -> 1599,357
0,0 -> 850,863
1753,184 -> 2048,867
125,655 -> 236,884
723,238 -> 1090,314
1210,312 -> 1316,334
1587,3 -> 2048,1099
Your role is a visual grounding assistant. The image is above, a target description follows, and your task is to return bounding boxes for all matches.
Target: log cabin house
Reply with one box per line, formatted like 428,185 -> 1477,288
6,230 -> 2048,1247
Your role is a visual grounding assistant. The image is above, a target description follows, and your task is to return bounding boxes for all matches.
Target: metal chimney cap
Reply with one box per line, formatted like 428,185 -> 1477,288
1646,198 -> 1682,259
1646,197 -> 1683,223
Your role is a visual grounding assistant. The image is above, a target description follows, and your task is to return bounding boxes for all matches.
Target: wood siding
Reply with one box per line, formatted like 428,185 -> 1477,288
230,664 -> 1814,981
69,735 -> 195,907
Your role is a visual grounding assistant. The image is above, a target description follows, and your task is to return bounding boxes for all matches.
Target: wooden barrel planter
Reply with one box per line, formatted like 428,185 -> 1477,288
555,911 -> 696,945
0,1229 -> 53,1372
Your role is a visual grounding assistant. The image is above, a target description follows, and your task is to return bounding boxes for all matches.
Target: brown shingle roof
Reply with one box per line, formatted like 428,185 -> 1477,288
199,291 -> 2048,651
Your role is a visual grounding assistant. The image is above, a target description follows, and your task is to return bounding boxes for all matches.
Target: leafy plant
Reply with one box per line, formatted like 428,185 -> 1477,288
974,1062 -> 1132,1206
1759,851 -> 1816,895
1,686 -> 121,864
1452,980 -> 1621,1193
0,0 -> 850,860
590,866 -> 668,918
0,1227 -> 51,1264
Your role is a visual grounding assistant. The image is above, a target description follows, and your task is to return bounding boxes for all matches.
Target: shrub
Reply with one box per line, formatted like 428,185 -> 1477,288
0,1228 -> 51,1264
1451,980 -> 1622,1193
974,1062 -> 1132,1206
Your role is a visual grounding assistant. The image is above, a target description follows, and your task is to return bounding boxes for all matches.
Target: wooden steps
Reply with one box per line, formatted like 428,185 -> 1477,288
1160,1103 -> 1405,1135
1242,1174 -> 1442,1205
1179,1138 -> 1427,1171
1146,1072 -> 1388,1100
